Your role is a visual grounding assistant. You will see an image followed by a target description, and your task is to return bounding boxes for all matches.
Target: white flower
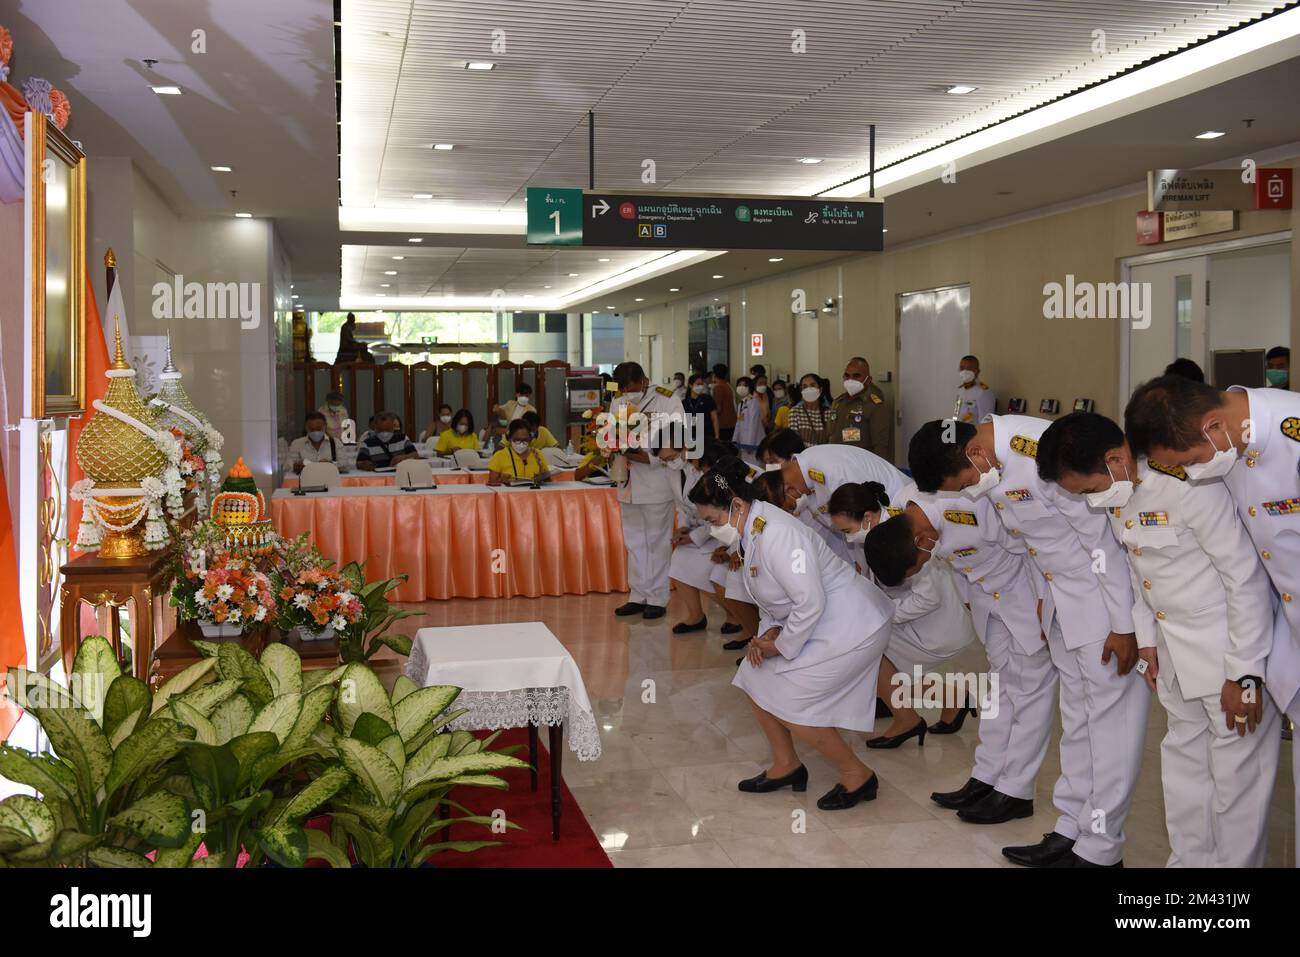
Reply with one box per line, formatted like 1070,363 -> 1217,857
254,606 -> 268,621
246,583 -> 257,598
332,615 -> 347,630
337,591 -> 354,605
195,591 -> 211,606
316,580 -> 329,591
140,476 -> 164,498
228,606 -> 242,621
293,593 -> 311,609
216,584 -> 234,601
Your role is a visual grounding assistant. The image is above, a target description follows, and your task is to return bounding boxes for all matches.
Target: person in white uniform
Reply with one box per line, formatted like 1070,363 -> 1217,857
1127,375 -> 1300,864
688,458 -> 896,810
889,479 -> 1058,824
607,361 -> 685,621
857,489 -> 978,748
1038,410 -> 1279,867
732,376 -> 766,454
955,354 -> 995,425
909,416 -> 1149,868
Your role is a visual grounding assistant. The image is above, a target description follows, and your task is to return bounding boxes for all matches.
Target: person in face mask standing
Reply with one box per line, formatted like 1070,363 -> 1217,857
908,415 -> 1145,867
318,391 -> 350,442
608,361 -> 686,621
955,355 -> 995,424
290,412 -> 340,473
1038,411 -> 1280,866
1127,373 -> 1300,852
830,357 -> 892,460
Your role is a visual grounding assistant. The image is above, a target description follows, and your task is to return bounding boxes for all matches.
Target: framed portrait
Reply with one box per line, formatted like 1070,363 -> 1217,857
25,110 -> 86,419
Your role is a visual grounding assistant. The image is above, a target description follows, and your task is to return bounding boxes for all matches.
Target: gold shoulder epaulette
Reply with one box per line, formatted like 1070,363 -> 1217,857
808,468 -> 826,484
943,509 -> 978,526
1010,435 -> 1038,458
1282,417 -> 1300,443
869,393 -> 883,405
979,382 -> 987,389
656,385 -> 672,397
885,505 -> 903,517
752,517 -> 766,534
1148,460 -> 1187,481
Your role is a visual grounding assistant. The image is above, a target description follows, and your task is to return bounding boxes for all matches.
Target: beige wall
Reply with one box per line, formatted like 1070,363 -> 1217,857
626,155 -> 1299,432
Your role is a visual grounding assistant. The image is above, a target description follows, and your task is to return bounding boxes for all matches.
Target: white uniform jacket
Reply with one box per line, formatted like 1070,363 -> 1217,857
1106,459 -> 1273,699
739,501 -> 896,675
794,444 -> 908,535
955,383 -> 995,425
670,462 -> 714,548
609,386 -> 686,505
985,414 -> 1135,650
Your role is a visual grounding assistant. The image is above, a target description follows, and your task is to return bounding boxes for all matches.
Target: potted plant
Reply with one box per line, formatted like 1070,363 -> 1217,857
169,521 -> 275,638
333,561 -> 418,663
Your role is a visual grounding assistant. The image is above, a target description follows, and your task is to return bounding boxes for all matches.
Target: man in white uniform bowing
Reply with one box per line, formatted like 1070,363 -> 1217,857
607,361 -> 686,621
1126,375 -> 1300,862
909,415 -> 1149,867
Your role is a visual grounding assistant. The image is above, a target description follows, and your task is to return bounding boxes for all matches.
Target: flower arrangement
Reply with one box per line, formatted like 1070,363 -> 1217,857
272,548 -> 364,641
174,554 -> 274,636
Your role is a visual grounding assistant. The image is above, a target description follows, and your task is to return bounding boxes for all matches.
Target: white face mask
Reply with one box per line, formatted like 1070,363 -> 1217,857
511,440 -> 530,455
845,526 -> 868,544
516,395 -> 529,406
794,492 -> 814,513
963,451 -> 1001,500
622,390 -> 644,403
674,380 -> 684,389
801,386 -> 822,404
755,384 -> 767,394
709,501 -> 742,548
1085,460 -> 1134,508
440,415 -> 452,424
307,430 -> 325,442
763,462 -> 782,472
665,456 -> 687,470
1184,425 -> 1239,480
843,378 -> 865,397
455,423 -> 468,434
692,384 -> 707,395
736,386 -> 750,398
772,389 -> 785,400
958,369 -> 976,386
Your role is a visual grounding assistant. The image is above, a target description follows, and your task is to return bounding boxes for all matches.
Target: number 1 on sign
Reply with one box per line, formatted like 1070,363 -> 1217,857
550,210 -> 560,235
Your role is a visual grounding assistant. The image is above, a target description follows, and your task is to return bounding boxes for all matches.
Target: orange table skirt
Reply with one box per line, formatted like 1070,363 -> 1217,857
270,484 -> 625,601
281,469 -> 576,489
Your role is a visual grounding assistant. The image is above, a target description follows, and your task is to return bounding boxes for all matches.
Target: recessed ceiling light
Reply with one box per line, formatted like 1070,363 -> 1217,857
713,297 -> 719,301
543,285 -> 552,289
152,85 -> 182,96
598,257 -> 611,262
946,84 -> 978,95
234,212 -> 252,218
797,157 -> 822,165
408,237 -> 422,243
1195,130 -> 1226,139
568,273 -> 579,277
412,193 -> 433,199
635,298 -> 645,302
376,293 -> 386,297
712,274 -> 724,279
292,294 -> 299,299
606,305 -> 616,309
380,283 -> 390,287
392,255 -> 404,260
210,165 -> 232,173
384,270 -> 397,275
433,143 -> 455,151
465,62 -> 495,71
669,287 -> 680,292
768,257 -> 783,263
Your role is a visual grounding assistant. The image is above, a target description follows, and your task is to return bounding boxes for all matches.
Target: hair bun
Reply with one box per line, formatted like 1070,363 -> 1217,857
862,480 -> 889,509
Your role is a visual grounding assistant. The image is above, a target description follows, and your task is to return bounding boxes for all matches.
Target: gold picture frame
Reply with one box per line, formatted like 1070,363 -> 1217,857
27,110 -> 86,418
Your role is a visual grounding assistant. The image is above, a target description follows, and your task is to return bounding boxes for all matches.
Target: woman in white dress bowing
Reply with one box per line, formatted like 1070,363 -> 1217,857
688,457 -> 896,810
659,438 -> 735,634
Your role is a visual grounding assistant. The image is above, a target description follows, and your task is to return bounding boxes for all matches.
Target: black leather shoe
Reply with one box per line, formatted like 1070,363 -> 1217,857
957,790 -> 1034,824
866,718 -> 926,749
875,697 -> 893,720
615,602 -> 646,616
672,617 -> 707,634
816,774 -> 879,810
1048,852 -> 1122,868
738,765 -> 808,793
928,698 -> 978,734
721,622 -> 744,635
722,635 -> 752,651
931,777 -> 994,810
642,605 -> 666,620
1002,832 -> 1076,868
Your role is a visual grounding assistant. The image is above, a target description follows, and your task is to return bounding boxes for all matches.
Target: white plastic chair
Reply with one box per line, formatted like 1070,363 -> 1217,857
299,461 -> 341,490
541,447 -> 570,470
453,448 -> 487,470
396,459 -> 434,488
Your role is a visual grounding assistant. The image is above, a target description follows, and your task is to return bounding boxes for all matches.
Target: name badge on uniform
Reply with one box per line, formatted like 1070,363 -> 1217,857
1004,489 -> 1033,502
1139,511 -> 1168,527
952,546 -> 978,558
841,428 -> 861,442
1263,498 -> 1300,516
943,509 -> 978,526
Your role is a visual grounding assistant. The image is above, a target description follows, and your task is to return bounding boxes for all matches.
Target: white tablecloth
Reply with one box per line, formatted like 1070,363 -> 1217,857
271,484 -> 495,500
404,622 -> 601,760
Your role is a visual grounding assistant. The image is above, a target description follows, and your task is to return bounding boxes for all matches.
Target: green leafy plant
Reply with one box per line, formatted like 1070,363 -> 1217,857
334,561 -> 418,664
321,666 -> 529,867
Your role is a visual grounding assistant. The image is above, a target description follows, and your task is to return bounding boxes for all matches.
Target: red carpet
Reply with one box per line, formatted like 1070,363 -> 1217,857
437,727 -> 612,868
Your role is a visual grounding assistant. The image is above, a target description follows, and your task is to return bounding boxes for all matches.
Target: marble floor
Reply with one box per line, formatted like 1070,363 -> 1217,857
377,590 -> 1297,868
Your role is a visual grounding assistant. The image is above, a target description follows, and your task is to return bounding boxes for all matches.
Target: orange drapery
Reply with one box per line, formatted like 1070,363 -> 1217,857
67,273 -> 109,559
0,455 -> 24,741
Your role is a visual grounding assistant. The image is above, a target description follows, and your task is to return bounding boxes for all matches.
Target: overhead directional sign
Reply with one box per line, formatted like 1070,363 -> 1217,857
526,187 -> 883,251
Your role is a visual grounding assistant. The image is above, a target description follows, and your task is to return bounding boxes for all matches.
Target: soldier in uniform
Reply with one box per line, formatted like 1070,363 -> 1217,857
909,416 -> 1149,867
955,354 -> 995,424
830,357 -> 892,461
608,361 -> 685,621
1126,375 -> 1300,858
1037,411 -> 1280,867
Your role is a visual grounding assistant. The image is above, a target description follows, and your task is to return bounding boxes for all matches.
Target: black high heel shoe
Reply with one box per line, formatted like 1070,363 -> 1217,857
722,634 -> 752,651
928,697 -> 979,735
816,774 -> 879,810
738,765 -> 808,793
721,622 -> 744,635
866,718 -> 927,749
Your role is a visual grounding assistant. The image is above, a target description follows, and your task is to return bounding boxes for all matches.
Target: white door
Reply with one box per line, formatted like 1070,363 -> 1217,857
792,308 -> 820,384
1127,256 -> 1208,393
897,285 -> 971,463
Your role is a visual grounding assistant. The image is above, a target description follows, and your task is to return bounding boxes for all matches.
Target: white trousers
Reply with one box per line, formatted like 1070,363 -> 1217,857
971,617 -> 1058,801
620,500 -> 675,607
1158,662 -> 1280,867
1046,620 -> 1151,866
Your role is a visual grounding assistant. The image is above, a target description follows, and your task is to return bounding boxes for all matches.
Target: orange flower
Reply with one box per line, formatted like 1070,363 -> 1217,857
312,610 -> 329,625
212,605 -> 229,622
279,587 -> 294,600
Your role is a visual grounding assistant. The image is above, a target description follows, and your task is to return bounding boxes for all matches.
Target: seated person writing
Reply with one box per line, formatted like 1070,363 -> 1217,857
523,409 -> 560,451
356,411 -> 417,471
487,419 -> 553,486
289,412 -> 341,473
434,409 -> 482,454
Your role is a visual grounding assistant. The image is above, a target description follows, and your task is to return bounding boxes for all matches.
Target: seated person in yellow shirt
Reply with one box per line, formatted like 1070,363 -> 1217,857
574,450 -> 608,480
522,410 -> 559,451
487,419 -> 553,486
434,409 -> 482,453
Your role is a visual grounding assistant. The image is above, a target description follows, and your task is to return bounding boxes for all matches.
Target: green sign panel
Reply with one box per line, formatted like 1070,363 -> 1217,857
526,187 -> 583,245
